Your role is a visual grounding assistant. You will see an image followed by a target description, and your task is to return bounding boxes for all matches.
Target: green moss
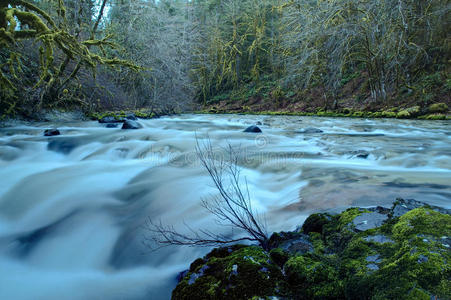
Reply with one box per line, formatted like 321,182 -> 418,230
352,111 -> 364,117
309,232 -> 326,254
370,112 -> 382,118
343,208 -> 451,299
88,110 -> 156,121
269,248 -> 289,267
420,113 -> 447,120
172,246 -> 283,300
392,208 -> 451,241
428,103 -> 448,113
174,205 -> 451,299
302,213 -> 331,234
396,109 -> 411,118
397,106 -> 421,119
381,111 -> 397,118
284,255 -> 343,298
338,208 -> 369,228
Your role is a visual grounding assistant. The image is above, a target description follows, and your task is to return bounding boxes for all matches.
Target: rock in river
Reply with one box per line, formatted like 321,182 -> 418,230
122,120 -> 142,130
44,129 -> 60,136
244,125 -> 262,133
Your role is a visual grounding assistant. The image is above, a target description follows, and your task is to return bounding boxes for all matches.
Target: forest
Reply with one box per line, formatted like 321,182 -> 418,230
0,0 -> 450,118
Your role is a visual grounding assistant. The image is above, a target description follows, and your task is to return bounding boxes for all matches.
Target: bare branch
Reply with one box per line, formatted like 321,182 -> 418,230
144,137 -> 269,251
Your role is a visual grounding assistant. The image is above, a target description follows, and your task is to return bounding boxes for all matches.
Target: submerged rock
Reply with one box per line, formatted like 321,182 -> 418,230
244,125 -> 262,133
299,127 -> 323,134
121,120 -> 142,130
350,150 -> 370,159
44,129 -> 60,136
106,123 -> 119,128
47,138 -> 79,154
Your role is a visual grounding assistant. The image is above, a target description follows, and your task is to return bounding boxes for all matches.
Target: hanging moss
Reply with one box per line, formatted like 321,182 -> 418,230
0,0 -> 141,111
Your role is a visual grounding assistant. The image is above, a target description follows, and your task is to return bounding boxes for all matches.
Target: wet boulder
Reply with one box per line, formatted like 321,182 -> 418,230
106,123 -> 119,128
244,125 -> 262,133
122,120 -> 142,130
44,129 -> 60,136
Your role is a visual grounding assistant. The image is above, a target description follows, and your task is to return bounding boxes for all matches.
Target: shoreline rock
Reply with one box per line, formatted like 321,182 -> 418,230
172,198 -> 451,299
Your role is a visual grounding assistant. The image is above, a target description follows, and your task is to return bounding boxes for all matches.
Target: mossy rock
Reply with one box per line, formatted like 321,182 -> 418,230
421,113 -> 447,120
322,208 -> 370,251
302,213 -> 332,235
172,246 -> 283,300
370,112 -> 383,118
352,111 -> 364,118
284,255 -> 343,299
428,103 -> 448,113
381,111 -> 397,118
341,108 -> 352,115
269,248 -> 289,267
344,208 -> 451,299
397,106 -> 421,119
174,201 -> 451,300
88,110 -> 156,121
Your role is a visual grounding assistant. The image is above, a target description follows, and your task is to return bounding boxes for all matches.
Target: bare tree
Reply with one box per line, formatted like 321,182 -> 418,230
144,138 -> 269,251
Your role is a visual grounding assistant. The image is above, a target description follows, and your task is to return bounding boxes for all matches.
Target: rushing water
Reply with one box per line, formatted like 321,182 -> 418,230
0,114 -> 450,299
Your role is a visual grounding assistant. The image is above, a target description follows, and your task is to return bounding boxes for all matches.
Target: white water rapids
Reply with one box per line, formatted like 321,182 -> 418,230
0,114 -> 450,299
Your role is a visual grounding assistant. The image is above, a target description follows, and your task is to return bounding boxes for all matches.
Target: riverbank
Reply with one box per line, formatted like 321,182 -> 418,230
173,198 -> 451,299
198,102 -> 450,120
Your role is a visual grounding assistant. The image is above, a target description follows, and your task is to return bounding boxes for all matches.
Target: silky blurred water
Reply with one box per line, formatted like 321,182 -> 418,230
0,114 -> 450,299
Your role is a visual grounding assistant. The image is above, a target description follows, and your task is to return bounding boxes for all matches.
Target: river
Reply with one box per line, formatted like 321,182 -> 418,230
0,114 -> 450,299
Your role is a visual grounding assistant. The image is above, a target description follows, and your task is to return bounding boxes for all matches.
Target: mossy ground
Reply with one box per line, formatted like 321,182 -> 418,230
173,201 -> 451,300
